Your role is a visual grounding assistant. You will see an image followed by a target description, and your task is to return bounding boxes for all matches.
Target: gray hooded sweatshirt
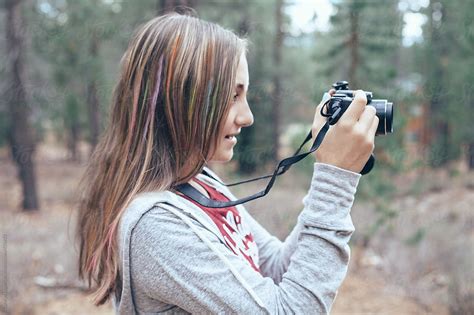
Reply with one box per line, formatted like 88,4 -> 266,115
113,162 -> 361,314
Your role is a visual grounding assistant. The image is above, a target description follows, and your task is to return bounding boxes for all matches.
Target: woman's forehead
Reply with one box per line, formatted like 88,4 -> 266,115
236,54 -> 249,91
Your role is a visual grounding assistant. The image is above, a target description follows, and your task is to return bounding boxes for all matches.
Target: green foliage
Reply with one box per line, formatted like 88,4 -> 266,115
199,0 -> 285,172
287,123 -> 315,181
313,0 -> 405,241
417,0 -> 474,167
29,1 -> 100,146
2,0 -> 471,172
316,0 -> 402,90
0,112 -> 8,147
404,226 -> 426,246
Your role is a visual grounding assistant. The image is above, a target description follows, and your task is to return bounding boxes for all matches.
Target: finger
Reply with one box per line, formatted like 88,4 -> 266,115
340,90 -> 367,124
358,106 -> 377,132
368,114 -> 379,139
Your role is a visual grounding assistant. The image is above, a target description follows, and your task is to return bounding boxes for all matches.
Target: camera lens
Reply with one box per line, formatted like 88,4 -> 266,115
369,99 -> 394,135
386,102 -> 393,134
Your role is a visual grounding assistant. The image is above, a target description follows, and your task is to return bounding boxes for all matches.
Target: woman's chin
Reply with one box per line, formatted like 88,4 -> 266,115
209,150 -> 234,163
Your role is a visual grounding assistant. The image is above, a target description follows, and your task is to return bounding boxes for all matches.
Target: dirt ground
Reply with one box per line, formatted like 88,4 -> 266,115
2,143 -> 470,314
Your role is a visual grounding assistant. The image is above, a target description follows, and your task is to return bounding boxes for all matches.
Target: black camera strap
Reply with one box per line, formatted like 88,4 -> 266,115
174,116 -> 333,208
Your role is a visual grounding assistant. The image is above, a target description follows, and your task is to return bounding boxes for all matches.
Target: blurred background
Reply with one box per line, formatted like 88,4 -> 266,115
1,0 -> 473,314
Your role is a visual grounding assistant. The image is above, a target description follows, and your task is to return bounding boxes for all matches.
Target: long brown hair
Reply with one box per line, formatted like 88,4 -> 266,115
76,12 -> 247,305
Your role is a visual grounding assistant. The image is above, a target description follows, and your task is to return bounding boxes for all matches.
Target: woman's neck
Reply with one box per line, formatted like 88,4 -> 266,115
188,178 -> 211,198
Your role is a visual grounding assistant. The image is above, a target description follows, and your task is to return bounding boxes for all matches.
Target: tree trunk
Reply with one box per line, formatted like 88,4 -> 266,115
87,31 -> 101,151
236,10 -> 257,174
468,142 -> 474,170
68,120 -> 80,162
5,0 -> 40,211
271,0 -> 284,163
348,3 -> 360,88
427,2 -> 451,168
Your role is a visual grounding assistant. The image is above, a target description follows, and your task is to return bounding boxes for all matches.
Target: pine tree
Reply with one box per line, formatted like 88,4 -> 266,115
318,0 -> 402,93
420,0 -> 466,167
199,0 -> 282,174
5,0 -> 40,210
441,0 -> 474,169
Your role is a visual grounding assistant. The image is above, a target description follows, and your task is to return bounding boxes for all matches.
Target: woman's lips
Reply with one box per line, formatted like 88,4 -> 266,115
224,135 -> 237,144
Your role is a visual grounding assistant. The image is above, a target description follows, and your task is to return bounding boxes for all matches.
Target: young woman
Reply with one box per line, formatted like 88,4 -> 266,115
77,11 -> 378,314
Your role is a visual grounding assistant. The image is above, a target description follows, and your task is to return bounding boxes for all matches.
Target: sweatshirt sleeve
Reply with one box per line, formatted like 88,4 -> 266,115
241,163 -> 361,284
129,162 -> 361,314
239,202 -> 303,284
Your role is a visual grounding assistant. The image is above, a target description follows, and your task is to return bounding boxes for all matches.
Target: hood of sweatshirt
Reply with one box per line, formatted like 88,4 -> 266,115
113,166 -> 251,314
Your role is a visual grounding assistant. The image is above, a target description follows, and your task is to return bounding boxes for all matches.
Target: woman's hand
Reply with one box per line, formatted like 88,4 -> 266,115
311,89 -> 379,173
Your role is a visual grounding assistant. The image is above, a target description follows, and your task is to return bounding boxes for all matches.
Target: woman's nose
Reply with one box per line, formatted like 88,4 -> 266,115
235,100 -> 254,127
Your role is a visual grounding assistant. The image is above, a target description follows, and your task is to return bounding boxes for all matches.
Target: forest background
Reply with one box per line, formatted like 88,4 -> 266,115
1,0 -> 473,314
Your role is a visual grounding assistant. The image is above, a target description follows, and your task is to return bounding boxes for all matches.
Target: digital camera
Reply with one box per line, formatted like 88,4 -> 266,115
322,81 -> 394,135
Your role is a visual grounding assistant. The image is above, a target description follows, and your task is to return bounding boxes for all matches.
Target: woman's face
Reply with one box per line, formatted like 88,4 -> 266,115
209,53 -> 254,163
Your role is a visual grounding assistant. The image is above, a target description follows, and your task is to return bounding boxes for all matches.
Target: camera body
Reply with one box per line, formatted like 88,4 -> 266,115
324,81 -> 393,136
